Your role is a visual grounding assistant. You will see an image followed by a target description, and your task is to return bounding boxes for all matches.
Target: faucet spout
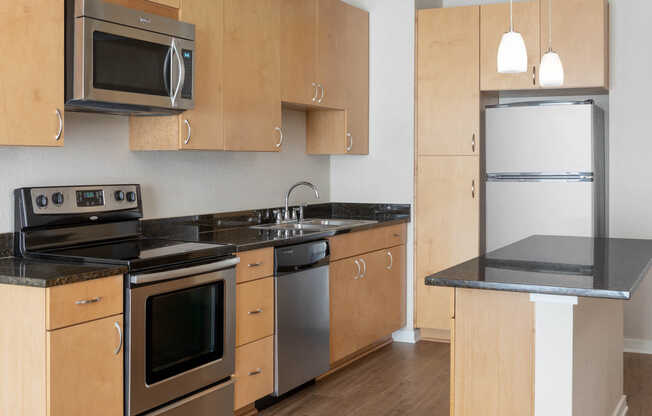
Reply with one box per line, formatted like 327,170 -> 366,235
285,181 -> 320,221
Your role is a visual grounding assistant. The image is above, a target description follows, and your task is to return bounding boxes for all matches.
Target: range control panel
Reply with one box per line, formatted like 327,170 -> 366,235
29,185 -> 139,215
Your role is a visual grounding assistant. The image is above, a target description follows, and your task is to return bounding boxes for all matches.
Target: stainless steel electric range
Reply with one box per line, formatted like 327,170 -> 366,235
14,184 -> 238,416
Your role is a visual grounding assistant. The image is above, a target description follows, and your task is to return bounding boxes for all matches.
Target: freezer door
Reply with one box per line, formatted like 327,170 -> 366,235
486,181 -> 596,252
485,104 -> 596,174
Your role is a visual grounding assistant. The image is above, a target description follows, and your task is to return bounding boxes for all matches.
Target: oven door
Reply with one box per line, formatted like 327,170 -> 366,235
127,258 -> 237,416
73,16 -> 194,111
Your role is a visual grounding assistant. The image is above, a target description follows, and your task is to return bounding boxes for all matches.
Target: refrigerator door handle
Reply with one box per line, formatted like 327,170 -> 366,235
486,172 -> 594,183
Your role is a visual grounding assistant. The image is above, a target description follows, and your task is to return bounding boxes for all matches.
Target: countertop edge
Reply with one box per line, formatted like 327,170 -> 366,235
0,264 -> 129,288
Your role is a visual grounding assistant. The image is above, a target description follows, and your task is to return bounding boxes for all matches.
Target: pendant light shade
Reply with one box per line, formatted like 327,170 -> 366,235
539,49 -> 564,87
497,31 -> 528,74
497,0 -> 528,74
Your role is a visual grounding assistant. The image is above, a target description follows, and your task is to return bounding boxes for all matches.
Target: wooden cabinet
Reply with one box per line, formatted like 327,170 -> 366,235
481,0 -> 540,91
281,0 -> 318,105
540,0 -> 609,90
236,248 -> 274,284
236,278 -> 274,347
0,0 -> 64,147
417,7 -> 479,156
223,0 -> 282,152
234,336 -> 274,411
148,0 -> 180,8
316,0 -> 348,109
130,0 -> 223,151
0,276 -> 124,416
415,156 -> 479,331
48,315 -> 124,416
329,225 -> 407,364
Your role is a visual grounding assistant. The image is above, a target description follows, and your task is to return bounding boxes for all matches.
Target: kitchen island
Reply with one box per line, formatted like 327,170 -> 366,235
426,235 -> 652,416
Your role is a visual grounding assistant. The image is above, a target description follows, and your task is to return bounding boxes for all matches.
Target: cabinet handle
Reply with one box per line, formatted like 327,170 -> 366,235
55,109 -> 63,141
183,119 -> 191,145
248,308 -> 263,315
471,134 -> 476,153
317,84 -> 325,104
248,368 -> 262,376
275,126 -> 284,148
75,297 -> 102,305
114,321 -> 123,355
472,180 -> 476,199
346,133 -> 353,152
533,66 -> 537,86
312,82 -> 318,102
387,251 -> 393,270
354,259 -> 361,280
359,258 -> 367,278
248,262 -> 263,268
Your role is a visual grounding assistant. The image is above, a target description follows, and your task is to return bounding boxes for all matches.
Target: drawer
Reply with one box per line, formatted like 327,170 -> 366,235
236,277 -> 274,346
330,224 -> 407,261
234,336 -> 274,411
147,0 -> 180,8
236,248 -> 274,284
46,276 -> 123,331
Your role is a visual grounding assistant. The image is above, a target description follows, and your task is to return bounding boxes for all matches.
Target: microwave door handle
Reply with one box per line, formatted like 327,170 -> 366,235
170,39 -> 185,107
163,47 -> 172,96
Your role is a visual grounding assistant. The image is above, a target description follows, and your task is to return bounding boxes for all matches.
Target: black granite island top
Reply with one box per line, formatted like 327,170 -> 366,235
425,235 -> 652,300
143,203 -> 411,251
0,257 -> 128,288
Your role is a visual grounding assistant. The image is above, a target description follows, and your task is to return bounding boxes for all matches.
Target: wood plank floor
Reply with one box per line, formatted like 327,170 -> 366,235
259,342 -> 652,416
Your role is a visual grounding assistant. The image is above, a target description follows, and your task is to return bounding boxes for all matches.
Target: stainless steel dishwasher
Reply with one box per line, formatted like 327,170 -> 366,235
273,240 -> 330,396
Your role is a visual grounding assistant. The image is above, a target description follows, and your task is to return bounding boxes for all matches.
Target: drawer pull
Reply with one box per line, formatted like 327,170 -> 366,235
387,251 -> 393,270
354,260 -> 361,280
248,262 -> 263,268
75,297 -> 102,305
248,368 -> 262,376
359,258 -> 367,279
248,308 -> 264,315
392,233 -> 400,238
114,321 -> 123,355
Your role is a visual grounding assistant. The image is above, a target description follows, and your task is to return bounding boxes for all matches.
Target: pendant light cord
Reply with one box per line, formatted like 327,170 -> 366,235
509,0 -> 514,32
548,0 -> 553,51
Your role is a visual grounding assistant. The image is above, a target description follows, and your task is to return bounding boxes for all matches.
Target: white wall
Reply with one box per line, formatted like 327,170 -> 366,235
335,0 -> 417,342
0,109 -> 330,232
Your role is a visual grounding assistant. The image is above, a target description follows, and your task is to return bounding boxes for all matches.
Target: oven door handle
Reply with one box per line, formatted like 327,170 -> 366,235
130,257 -> 240,285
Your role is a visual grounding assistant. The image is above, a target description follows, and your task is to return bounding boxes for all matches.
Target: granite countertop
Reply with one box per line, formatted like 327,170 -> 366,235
144,203 -> 411,251
425,235 -> 652,300
0,257 -> 128,288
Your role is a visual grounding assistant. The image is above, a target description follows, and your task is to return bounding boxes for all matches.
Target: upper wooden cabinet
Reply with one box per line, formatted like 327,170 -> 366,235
0,0 -> 64,147
540,0 -> 609,90
417,7 -> 479,156
223,0 -> 282,152
481,0 -> 540,91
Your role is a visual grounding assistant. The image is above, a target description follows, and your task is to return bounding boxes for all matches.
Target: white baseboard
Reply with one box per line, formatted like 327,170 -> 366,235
612,395 -> 628,416
392,328 -> 420,344
624,338 -> 652,354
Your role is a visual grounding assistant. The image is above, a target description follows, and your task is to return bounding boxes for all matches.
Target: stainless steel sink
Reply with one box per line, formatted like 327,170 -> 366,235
251,219 -> 377,232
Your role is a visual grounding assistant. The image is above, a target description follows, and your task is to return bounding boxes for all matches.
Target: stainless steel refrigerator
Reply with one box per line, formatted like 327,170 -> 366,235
485,100 -> 607,252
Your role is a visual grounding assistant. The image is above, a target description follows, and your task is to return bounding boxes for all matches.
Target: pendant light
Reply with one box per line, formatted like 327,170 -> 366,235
497,0 -> 528,74
539,0 -> 564,87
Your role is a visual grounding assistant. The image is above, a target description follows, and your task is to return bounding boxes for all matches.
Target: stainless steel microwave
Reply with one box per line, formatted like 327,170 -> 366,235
65,0 -> 195,115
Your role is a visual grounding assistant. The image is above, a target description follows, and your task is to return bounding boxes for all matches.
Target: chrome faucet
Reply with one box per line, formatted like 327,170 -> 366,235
285,181 -> 320,221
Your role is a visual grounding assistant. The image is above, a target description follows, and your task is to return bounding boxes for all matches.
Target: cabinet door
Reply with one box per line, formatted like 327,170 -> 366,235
330,256 -> 364,363
178,0 -> 224,150
481,0 -> 540,91
48,315 -> 124,416
342,3 -> 369,155
0,0 -> 64,146
417,7 -> 479,156
234,336 -> 273,410
415,156 -> 479,331
223,0 -> 282,152
368,246 -> 406,338
316,0 -> 347,109
281,0 -> 318,105
540,0 -> 608,89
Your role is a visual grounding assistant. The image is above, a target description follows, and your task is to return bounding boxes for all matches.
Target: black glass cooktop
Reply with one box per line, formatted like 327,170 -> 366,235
28,238 -> 236,272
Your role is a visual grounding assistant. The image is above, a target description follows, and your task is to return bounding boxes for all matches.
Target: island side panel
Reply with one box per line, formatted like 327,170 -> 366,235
453,288 -> 534,416
572,297 -> 625,416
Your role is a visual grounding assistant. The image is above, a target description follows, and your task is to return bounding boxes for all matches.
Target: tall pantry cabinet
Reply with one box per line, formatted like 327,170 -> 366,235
415,6 -> 485,339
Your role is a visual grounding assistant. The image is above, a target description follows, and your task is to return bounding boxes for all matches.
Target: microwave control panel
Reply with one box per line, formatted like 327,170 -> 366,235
181,49 -> 193,99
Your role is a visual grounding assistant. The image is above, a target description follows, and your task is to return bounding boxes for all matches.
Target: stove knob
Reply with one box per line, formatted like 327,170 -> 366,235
35,195 -> 48,208
126,191 -> 137,203
52,192 -> 64,206
114,191 -> 125,202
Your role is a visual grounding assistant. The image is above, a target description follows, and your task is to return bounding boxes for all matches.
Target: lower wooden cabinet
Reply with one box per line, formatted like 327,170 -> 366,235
48,315 -> 124,416
236,277 -> 275,346
234,336 -> 274,411
330,242 -> 406,363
